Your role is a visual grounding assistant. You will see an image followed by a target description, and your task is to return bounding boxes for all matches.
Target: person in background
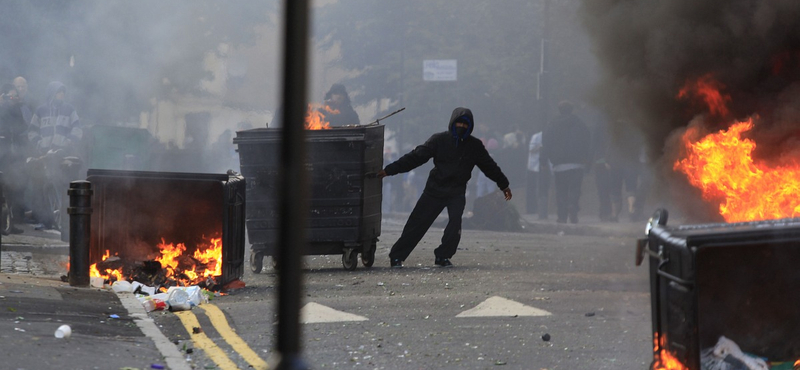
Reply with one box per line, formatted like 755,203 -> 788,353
378,107 -> 512,268
542,100 -> 591,224
13,77 -> 35,124
321,84 -> 359,126
0,84 -> 31,234
27,81 -> 83,229
592,119 -> 624,222
526,131 -> 543,215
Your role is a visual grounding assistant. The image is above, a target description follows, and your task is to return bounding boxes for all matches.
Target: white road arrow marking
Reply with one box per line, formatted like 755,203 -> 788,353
300,302 -> 369,324
456,296 -> 552,317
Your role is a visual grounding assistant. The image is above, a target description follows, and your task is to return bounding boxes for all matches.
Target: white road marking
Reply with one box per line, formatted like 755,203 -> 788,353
300,302 -> 369,323
456,296 -> 552,317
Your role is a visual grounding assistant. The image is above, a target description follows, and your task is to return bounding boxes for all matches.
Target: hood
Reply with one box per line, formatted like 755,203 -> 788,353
448,107 -> 474,140
45,81 -> 66,102
324,83 -> 352,105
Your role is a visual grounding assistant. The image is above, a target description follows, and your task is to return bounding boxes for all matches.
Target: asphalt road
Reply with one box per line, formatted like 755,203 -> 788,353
150,217 -> 654,370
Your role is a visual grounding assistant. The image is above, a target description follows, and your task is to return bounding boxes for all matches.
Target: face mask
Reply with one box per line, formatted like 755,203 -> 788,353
455,126 -> 468,138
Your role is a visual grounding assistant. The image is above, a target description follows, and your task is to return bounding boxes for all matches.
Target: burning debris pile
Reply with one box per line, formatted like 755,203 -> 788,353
90,236 -> 225,292
581,0 -> 800,223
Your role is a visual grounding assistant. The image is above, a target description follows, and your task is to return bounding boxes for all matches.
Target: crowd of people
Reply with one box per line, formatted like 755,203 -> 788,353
381,99 -> 652,229
0,76 -> 83,234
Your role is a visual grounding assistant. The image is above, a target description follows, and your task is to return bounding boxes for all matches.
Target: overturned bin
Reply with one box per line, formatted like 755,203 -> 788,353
636,209 -> 800,370
234,125 -> 383,272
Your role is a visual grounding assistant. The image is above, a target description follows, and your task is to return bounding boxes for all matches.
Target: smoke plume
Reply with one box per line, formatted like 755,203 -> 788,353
580,0 -> 800,221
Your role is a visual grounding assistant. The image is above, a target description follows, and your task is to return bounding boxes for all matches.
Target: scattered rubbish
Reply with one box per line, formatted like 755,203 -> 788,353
109,314 -> 120,319
90,276 -> 105,288
494,360 -> 507,365
585,312 -> 595,317
111,280 -> 133,293
54,324 -> 71,338
142,298 -> 168,312
222,279 -> 246,293
167,288 -> 192,311
150,364 -> 165,369
14,327 -> 25,332
700,335 -> 768,370
186,348 -> 194,354
192,327 -> 203,334
132,281 -> 156,296
541,333 -> 551,342
167,286 -> 208,307
9,290 -> 23,293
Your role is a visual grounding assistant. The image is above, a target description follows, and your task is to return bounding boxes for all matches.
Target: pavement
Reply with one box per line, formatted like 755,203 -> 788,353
0,211 -> 650,370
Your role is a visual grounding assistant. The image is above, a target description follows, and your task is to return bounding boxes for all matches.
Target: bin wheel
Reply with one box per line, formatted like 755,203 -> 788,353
250,251 -> 264,274
361,242 -> 376,268
342,248 -> 358,271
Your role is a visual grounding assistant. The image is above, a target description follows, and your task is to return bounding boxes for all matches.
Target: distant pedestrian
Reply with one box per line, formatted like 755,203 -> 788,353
378,107 -> 512,268
542,100 -> 591,224
321,84 -> 359,126
27,81 -> 83,229
12,76 -> 34,124
526,131 -> 543,215
0,83 -> 31,234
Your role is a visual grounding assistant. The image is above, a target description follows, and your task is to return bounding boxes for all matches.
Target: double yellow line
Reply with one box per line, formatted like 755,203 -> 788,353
174,304 -> 268,370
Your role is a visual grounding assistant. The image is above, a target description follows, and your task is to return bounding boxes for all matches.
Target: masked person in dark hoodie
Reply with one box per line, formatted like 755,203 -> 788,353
320,83 -> 359,126
378,107 -> 512,268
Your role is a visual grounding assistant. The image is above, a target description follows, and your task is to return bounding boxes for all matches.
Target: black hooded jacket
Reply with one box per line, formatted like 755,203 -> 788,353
384,107 -> 510,198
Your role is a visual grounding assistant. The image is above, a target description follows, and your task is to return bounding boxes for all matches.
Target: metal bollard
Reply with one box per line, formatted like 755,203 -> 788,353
68,181 -> 92,287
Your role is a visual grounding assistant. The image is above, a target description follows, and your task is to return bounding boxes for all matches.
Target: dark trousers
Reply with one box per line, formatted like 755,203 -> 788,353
595,165 -> 623,221
538,168 -> 551,219
526,170 -> 538,214
553,168 -> 584,223
389,192 -> 466,261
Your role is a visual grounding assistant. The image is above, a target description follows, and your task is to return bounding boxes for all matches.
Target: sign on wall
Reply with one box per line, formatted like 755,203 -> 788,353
423,59 -> 457,81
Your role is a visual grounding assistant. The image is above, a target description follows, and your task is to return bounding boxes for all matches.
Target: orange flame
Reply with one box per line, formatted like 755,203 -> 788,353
305,103 -> 337,130
89,249 -> 124,282
677,74 -> 731,118
674,75 -> 800,222
652,333 -> 689,370
88,236 -> 223,287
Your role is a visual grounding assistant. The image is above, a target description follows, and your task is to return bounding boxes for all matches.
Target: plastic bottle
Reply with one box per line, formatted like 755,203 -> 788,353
143,299 -> 156,312
167,288 -> 191,311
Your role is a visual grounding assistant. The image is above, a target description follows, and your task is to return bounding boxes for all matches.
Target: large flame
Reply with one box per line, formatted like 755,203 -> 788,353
305,103 -> 337,130
674,119 -> 800,222
674,75 -> 800,222
652,333 -> 689,370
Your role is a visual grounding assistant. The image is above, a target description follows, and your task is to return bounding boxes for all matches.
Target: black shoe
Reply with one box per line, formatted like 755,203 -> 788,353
435,257 -> 453,267
390,259 -> 403,268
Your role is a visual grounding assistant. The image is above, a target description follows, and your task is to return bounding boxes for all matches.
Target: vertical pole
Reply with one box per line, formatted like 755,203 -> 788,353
0,172 -> 4,271
67,181 -> 92,287
538,0 -> 552,132
274,0 -> 310,368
